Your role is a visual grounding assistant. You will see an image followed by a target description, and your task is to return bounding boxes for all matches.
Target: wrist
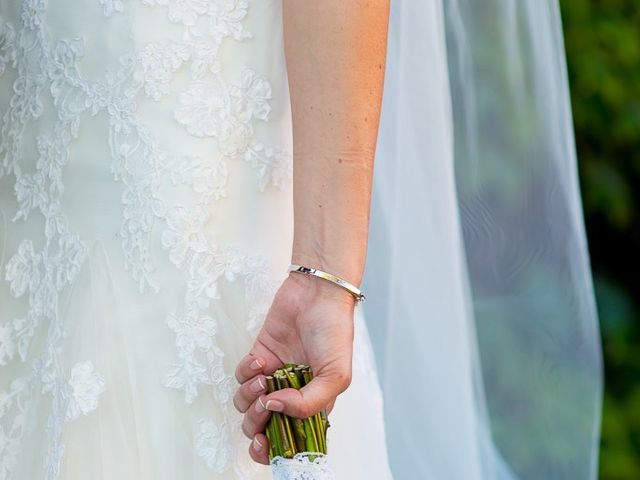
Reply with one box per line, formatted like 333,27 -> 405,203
290,251 -> 365,288
286,267 -> 358,309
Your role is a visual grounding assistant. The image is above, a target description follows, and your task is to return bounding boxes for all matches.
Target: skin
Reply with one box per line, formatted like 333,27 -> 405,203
232,0 -> 390,465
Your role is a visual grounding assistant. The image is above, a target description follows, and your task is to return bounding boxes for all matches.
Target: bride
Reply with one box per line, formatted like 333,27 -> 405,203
0,0 -> 602,479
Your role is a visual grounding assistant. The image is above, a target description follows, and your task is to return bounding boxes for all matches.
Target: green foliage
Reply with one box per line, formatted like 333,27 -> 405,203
560,1 -> 640,478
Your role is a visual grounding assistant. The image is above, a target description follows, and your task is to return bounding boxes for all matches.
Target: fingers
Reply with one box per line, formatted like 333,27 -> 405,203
235,354 -> 267,385
239,388 -> 335,440
234,344 -> 286,384
261,370 -> 351,419
240,374 -> 343,467
249,432 -> 270,465
241,395 -> 273,441
233,374 -> 268,413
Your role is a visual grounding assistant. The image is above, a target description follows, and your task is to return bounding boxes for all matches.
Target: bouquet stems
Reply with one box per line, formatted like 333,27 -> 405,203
265,364 -> 330,462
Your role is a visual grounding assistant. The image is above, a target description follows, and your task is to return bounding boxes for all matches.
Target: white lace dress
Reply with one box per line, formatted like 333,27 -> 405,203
0,1 -> 393,479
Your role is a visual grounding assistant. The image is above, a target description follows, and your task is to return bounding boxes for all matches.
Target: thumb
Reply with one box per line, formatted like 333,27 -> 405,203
263,370 -> 351,419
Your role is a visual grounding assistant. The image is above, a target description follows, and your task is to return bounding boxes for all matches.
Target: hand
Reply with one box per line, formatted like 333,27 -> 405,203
233,272 -> 356,464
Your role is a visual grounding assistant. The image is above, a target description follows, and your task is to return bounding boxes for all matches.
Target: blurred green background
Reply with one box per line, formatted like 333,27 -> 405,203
559,1 -> 640,478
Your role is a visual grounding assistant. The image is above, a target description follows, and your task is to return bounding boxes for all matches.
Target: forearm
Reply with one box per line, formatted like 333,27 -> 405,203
283,0 -> 390,288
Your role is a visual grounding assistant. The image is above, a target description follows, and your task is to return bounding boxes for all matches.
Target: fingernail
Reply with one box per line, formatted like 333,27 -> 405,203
265,399 -> 284,412
256,396 -> 267,413
250,358 -> 264,370
253,436 -> 263,451
250,377 -> 265,393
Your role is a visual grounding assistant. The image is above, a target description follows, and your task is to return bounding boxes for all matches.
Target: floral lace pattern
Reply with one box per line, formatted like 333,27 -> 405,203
0,3 -> 107,478
0,0 -> 292,478
65,361 -> 107,423
271,453 -> 336,480
194,417 -> 232,473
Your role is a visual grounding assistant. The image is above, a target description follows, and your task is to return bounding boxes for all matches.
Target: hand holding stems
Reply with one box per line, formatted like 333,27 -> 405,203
233,0 -> 389,466
233,272 -> 356,465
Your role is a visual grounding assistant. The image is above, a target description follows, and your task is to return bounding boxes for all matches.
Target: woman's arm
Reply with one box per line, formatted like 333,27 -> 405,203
285,0 -> 390,288
233,1 -> 390,464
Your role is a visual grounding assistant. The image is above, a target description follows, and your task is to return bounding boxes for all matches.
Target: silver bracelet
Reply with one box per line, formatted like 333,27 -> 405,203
287,264 -> 366,304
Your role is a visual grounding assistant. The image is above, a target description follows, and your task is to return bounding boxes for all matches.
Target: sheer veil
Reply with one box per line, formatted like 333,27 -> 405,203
362,0 -> 603,478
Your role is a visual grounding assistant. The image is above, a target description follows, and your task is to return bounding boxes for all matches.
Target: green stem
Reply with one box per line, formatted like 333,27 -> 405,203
314,412 -> 325,453
274,372 -> 297,457
294,366 -> 307,386
320,408 -> 330,452
265,365 -> 331,460
283,369 -> 321,454
265,376 -> 285,459
277,372 -> 307,453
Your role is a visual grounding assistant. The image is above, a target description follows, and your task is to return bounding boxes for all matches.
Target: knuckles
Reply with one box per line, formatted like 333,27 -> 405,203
334,369 -> 352,394
241,422 -> 252,439
232,393 -> 246,414
241,415 -> 256,439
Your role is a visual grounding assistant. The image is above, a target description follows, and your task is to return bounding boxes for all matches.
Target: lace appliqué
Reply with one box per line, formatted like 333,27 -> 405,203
194,417 -> 232,473
99,0 -> 125,17
116,0 -> 291,296
271,453 -> 336,480
0,4 -> 108,479
129,3 -> 288,476
139,41 -> 191,101
65,361 -> 107,422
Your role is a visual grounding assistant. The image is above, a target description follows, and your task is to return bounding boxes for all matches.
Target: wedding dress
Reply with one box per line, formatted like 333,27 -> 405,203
0,1 -> 394,479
